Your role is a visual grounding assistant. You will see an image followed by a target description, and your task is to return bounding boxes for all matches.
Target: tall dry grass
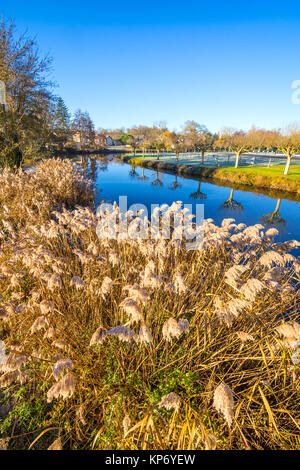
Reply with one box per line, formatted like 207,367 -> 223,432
0,159 -> 300,450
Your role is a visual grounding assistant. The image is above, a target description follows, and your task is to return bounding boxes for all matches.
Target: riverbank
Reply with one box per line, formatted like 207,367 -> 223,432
127,157 -> 300,198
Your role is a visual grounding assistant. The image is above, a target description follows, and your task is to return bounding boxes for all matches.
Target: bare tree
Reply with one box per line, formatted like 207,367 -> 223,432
216,128 -> 252,168
276,125 -> 300,175
0,18 -> 54,166
72,110 -> 95,150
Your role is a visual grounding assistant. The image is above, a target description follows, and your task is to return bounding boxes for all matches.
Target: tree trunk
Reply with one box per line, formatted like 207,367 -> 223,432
284,155 -> 291,175
201,151 -> 204,164
274,198 -> 281,213
235,152 -> 241,168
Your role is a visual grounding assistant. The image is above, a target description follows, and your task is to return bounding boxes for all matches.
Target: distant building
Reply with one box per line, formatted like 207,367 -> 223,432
72,131 -> 89,149
94,134 -> 115,147
106,135 -> 114,146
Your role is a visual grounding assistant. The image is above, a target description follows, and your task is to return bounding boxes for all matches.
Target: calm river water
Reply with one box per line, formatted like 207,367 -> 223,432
81,156 -> 300,245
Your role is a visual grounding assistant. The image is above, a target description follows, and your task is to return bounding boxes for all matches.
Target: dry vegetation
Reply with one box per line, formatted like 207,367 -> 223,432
0,159 -> 300,450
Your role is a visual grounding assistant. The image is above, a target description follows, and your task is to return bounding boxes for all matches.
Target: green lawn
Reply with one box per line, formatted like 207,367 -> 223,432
220,165 -> 300,181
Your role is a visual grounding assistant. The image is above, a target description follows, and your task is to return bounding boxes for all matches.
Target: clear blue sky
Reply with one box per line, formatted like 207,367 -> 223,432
2,1 -> 300,132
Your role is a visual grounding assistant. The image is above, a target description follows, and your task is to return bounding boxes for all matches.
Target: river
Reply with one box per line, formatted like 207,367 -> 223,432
78,155 -> 300,245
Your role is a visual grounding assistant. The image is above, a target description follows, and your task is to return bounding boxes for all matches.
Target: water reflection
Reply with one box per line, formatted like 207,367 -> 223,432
220,189 -> 243,210
152,170 -> 163,187
189,181 -> 207,200
129,164 -> 138,177
87,156 -> 300,244
261,199 -> 285,226
98,160 -> 108,172
168,175 -> 182,191
138,167 -> 148,181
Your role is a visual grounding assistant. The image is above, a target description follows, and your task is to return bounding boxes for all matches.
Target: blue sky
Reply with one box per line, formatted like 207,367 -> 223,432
2,1 -> 300,132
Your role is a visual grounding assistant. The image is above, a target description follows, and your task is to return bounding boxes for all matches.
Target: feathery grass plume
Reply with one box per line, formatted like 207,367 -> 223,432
52,340 -> 69,351
101,276 -> 114,298
48,274 -> 63,291
123,284 -> 150,305
214,297 -> 235,326
240,278 -> 265,301
47,373 -> 77,402
162,317 -> 189,342
109,252 -> 121,267
213,383 -> 234,427
0,370 -> 27,388
265,228 -> 279,239
1,266 -> 14,276
222,218 -> 236,227
0,353 -> 26,373
40,300 -> 55,315
158,392 -> 181,412
53,358 -> 73,381
204,433 -> 217,450
43,326 -> 56,340
74,250 -> 93,264
30,316 -> 49,334
123,415 -> 131,438
173,271 -> 188,294
47,437 -> 62,450
141,268 -> 163,289
10,274 -> 21,288
259,251 -> 285,268
178,318 -> 190,333
15,304 -> 27,314
70,276 -> 85,290
137,325 -> 153,345
87,242 -> 99,257
281,240 -> 300,250
225,298 -> 251,319
236,331 -> 255,343
263,267 -> 283,282
224,265 -> 248,288
276,322 -> 300,349
89,326 -> 107,346
106,325 -> 135,342
284,253 -> 295,264
120,298 -> 143,324
164,282 -> 176,293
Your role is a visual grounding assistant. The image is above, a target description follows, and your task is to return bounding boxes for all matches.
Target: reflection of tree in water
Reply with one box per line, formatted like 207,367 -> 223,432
220,189 -> 243,210
89,158 -> 97,181
79,154 -> 88,168
261,199 -> 285,225
138,167 -> 148,181
97,159 -> 108,172
152,170 -> 163,187
189,181 -> 207,200
168,175 -> 182,191
129,165 -> 138,177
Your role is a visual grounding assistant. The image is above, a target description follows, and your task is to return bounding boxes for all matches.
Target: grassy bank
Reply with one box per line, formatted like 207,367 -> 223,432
128,157 -> 300,198
0,159 -> 300,450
